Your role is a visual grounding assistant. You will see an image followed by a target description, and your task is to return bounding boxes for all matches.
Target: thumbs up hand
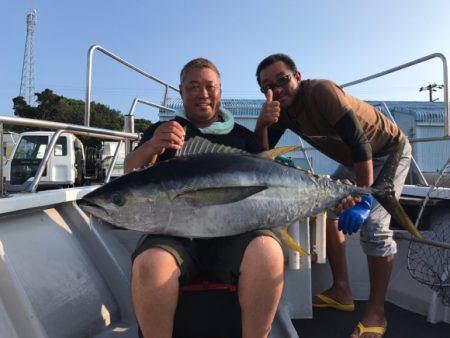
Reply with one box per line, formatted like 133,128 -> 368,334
258,89 -> 281,128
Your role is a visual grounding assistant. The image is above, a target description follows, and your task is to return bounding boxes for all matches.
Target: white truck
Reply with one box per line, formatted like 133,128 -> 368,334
4,131 -> 86,190
3,132 -> 127,191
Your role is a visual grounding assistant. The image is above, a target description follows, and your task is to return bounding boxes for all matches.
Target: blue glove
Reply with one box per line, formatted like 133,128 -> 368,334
338,195 -> 374,235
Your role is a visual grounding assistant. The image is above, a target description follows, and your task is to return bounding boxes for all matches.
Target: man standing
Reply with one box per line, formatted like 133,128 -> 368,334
125,58 -> 284,338
254,54 -> 411,338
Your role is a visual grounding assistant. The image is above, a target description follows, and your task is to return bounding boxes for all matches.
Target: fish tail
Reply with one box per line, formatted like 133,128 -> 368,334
370,139 -> 423,240
279,226 -> 310,256
372,190 -> 423,239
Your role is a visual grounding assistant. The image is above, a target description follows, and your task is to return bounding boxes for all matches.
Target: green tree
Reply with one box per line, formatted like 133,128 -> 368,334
11,89 -> 152,147
134,118 -> 152,133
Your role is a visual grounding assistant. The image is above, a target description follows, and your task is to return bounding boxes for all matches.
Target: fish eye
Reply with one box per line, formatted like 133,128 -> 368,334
111,193 -> 125,206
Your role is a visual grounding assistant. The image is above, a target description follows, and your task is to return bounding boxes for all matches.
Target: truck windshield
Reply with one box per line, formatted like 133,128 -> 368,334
14,136 -> 49,159
13,135 -> 67,159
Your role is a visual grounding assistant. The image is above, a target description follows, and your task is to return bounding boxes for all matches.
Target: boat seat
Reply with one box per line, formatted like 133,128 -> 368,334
138,275 -> 242,338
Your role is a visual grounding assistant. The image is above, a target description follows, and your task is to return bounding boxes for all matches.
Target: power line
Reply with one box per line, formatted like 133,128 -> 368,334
419,83 -> 443,102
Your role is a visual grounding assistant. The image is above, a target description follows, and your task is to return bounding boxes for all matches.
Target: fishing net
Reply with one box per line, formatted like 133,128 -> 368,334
407,221 -> 450,306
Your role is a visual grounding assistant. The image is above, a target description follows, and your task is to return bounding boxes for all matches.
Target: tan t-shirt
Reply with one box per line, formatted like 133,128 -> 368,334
272,79 -> 405,167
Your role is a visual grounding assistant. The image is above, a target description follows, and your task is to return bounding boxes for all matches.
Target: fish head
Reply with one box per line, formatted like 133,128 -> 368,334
78,174 -> 158,229
78,188 -> 130,225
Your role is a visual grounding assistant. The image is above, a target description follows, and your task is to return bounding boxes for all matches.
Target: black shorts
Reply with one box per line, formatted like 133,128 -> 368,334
131,230 -> 280,286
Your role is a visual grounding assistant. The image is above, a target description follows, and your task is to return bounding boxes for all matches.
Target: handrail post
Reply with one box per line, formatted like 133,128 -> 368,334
123,114 -> 134,155
288,220 -> 301,270
104,140 -> 123,183
163,85 -> 169,106
443,55 -> 449,137
297,136 -> 314,173
128,98 -> 139,117
28,129 -> 64,192
84,45 -> 97,126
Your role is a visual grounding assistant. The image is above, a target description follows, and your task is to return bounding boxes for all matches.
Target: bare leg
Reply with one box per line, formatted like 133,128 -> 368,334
131,248 -> 180,338
314,219 -> 353,305
350,255 -> 392,338
239,236 -> 284,338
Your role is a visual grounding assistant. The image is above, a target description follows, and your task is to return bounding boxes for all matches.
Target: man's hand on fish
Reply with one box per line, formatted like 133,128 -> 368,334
257,89 -> 280,127
335,179 -> 361,213
146,121 -> 185,155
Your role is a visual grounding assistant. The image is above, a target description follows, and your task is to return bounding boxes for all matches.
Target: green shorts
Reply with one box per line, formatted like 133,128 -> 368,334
131,230 -> 280,286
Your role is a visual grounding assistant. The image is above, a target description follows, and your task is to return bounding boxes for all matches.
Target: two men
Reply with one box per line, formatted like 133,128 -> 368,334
125,58 -> 284,338
255,54 -> 411,338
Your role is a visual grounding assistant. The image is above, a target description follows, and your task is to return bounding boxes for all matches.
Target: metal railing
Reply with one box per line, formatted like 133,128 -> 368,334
0,115 -> 138,141
0,115 -> 139,193
100,97 -> 179,179
103,95 -> 178,184
128,97 -> 176,116
85,45 -> 179,126
28,129 -> 65,192
340,53 -> 449,140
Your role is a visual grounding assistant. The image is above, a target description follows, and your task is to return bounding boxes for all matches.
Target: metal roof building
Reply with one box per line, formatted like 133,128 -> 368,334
160,99 -> 448,175
374,101 -> 448,173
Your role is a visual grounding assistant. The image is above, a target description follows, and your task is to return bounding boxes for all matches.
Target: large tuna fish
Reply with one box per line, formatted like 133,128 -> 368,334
79,137 -> 422,251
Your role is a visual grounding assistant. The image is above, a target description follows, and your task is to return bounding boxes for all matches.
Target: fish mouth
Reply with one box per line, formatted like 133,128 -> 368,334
78,198 -> 110,220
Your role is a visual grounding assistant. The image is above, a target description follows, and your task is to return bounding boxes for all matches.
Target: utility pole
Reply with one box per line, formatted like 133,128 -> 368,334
419,83 -> 444,102
19,10 -> 37,106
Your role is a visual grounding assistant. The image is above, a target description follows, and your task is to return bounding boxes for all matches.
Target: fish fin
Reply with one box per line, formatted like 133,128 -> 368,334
373,192 -> 423,239
175,186 -> 267,206
371,139 -> 423,240
279,226 -> 309,256
257,146 -> 299,160
372,139 -> 405,190
177,136 -> 249,157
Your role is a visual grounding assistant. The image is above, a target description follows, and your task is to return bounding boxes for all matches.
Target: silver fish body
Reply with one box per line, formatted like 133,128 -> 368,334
79,153 -> 369,237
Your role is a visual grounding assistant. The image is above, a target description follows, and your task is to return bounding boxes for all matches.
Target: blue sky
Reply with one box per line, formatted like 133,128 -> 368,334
1,0 -> 449,122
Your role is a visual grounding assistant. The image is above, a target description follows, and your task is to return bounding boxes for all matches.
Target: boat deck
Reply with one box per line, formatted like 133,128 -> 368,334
293,300 -> 450,338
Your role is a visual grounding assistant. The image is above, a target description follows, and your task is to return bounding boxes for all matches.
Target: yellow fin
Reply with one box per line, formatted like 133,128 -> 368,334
257,146 -> 299,160
279,226 -> 309,256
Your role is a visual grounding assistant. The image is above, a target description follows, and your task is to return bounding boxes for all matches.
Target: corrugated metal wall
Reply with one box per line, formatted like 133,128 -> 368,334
415,124 -> 449,172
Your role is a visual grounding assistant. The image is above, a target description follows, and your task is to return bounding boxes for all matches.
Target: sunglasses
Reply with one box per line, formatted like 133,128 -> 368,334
260,74 -> 293,94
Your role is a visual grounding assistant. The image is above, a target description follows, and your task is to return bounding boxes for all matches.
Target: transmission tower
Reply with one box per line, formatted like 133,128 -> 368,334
19,10 -> 37,106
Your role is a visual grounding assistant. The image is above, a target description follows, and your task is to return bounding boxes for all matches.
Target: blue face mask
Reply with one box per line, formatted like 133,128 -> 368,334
176,106 -> 235,135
